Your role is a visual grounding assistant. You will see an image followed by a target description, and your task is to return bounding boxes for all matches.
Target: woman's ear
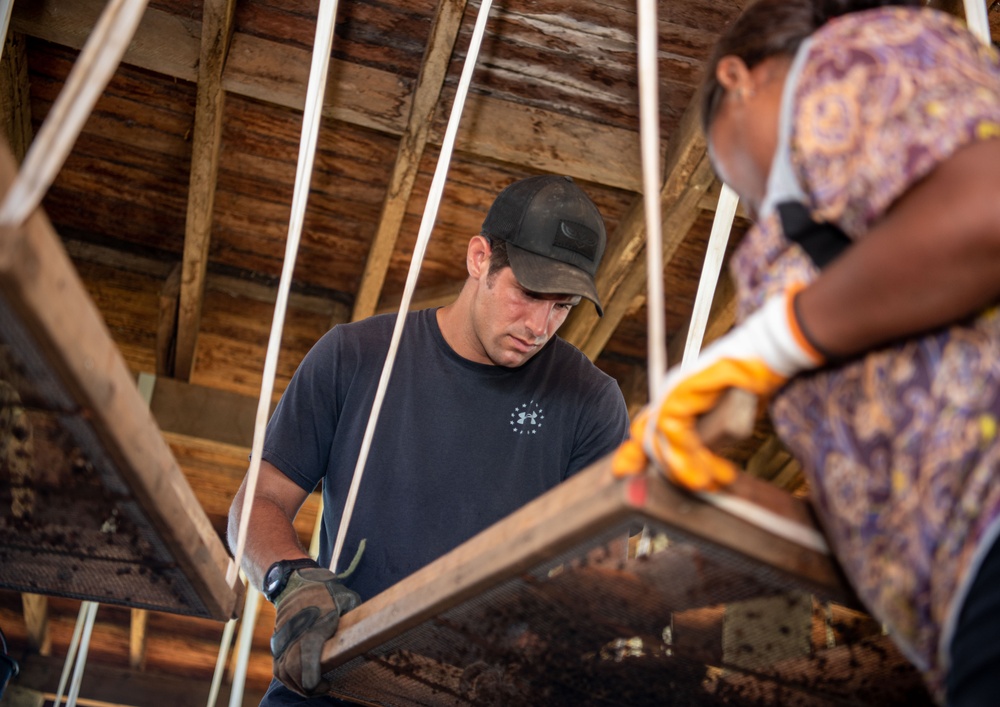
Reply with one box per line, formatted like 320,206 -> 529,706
467,235 -> 491,280
716,55 -> 752,95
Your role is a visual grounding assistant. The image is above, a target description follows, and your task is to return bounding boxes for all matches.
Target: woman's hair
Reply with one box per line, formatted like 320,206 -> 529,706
699,0 -> 921,134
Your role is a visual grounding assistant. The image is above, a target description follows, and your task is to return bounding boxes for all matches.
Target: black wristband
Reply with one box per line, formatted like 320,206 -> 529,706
263,557 -> 320,603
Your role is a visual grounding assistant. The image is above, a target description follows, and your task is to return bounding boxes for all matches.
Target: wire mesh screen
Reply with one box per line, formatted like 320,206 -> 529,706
0,300 -> 215,617
324,518 -> 933,706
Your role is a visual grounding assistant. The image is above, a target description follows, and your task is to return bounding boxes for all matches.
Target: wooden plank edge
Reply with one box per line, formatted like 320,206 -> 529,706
0,146 -> 241,620
322,454 -> 639,668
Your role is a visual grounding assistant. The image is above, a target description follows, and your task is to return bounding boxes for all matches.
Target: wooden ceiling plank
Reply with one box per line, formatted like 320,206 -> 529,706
561,101 -> 710,353
452,96 -> 641,192
61,239 -> 351,320
0,30 -> 31,162
351,0 -> 469,323
12,1 -> 641,193
174,0 -> 237,381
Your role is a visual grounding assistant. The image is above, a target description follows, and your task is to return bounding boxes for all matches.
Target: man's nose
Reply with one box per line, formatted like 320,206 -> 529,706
524,301 -> 555,339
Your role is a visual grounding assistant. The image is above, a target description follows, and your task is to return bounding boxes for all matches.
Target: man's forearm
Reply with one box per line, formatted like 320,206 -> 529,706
228,483 -> 313,590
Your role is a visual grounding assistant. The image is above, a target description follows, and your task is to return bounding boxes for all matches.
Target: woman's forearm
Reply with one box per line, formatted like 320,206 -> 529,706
796,139 -> 1000,358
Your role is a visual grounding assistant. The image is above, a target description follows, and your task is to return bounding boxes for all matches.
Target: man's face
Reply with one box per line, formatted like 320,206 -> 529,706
469,265 -> 579,368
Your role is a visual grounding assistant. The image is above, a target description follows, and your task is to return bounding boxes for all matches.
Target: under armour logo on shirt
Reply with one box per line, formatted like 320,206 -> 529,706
510,402 -> 545,435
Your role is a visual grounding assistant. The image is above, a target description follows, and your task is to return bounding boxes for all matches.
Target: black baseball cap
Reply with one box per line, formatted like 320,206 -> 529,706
481,175 -> 607,316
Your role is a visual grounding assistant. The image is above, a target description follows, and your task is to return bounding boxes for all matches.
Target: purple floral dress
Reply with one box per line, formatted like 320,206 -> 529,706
728,6 -> 1000,700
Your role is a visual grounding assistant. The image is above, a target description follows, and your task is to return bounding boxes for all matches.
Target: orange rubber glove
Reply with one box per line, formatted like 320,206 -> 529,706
612,286 -> 823,490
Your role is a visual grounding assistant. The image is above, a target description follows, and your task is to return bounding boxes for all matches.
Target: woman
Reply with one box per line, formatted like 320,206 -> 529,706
613,1 -> 1000,703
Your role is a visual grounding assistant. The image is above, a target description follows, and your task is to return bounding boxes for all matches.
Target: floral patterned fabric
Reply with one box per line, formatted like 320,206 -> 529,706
728,6 -> 1000,699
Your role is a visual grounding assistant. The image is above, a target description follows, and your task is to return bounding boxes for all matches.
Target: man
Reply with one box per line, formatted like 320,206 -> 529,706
228,174 -> 630,705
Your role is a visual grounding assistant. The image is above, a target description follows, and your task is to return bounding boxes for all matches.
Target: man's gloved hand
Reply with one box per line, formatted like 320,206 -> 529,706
271,567 -> 361,696
612,286 -> 824,491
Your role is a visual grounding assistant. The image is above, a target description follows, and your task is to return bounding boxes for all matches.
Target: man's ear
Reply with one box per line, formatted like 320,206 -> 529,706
467,235 -> 491,280
716,55 -> 752,95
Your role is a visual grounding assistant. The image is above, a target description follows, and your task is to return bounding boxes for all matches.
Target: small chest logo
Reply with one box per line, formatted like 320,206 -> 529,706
510,401 -> 545,435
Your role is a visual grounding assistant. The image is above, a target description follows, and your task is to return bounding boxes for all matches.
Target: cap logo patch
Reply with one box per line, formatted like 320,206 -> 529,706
553,221 -> 598,261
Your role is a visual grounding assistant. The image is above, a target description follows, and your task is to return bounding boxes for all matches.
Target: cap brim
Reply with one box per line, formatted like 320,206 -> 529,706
506,243 -> 604,317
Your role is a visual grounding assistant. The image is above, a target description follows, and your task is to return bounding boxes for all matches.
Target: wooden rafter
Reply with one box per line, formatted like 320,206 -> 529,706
174,0 -> 237,381
0,29 -> 31,163
561,101 -> 713,360
351,0 -> 469,322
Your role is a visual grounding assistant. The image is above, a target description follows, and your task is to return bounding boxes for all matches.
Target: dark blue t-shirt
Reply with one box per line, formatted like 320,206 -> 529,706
260,308 -> 627,705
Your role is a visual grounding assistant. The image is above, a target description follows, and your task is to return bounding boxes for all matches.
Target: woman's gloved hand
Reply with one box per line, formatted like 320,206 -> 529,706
612,285 -> 823,491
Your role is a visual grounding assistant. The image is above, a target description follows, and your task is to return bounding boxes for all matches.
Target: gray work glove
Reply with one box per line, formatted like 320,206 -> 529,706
271,567 -> 361,696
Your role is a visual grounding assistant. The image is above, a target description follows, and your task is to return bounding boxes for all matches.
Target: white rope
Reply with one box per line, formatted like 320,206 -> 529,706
963,0 -> 990,44
681,183 -> 738,370
54,601 -> 90,705
205,617 -> 238,707
228,587 -> 262,707
65,601 -> 99,707
636,0 -> 666,392
0,0 -> 148,229
695,491 -> 830,553
230,0 -> 343,584
329,0 -> 495,573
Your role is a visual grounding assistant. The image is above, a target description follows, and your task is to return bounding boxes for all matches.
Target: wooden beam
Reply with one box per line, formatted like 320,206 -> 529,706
698,181 -> 751,220
561,101 -> 714,358
374,280 -> 463,316
10,655 -> 266,707
352,0 -> 469,322
12,0 -> 641,193
174,0 -> 237,381
0,30 -> 31,162
12,0 -> 200,80
20,594 -> 50,656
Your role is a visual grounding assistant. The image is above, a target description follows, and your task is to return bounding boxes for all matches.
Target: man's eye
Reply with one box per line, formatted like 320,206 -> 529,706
556,302 -> 575,310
